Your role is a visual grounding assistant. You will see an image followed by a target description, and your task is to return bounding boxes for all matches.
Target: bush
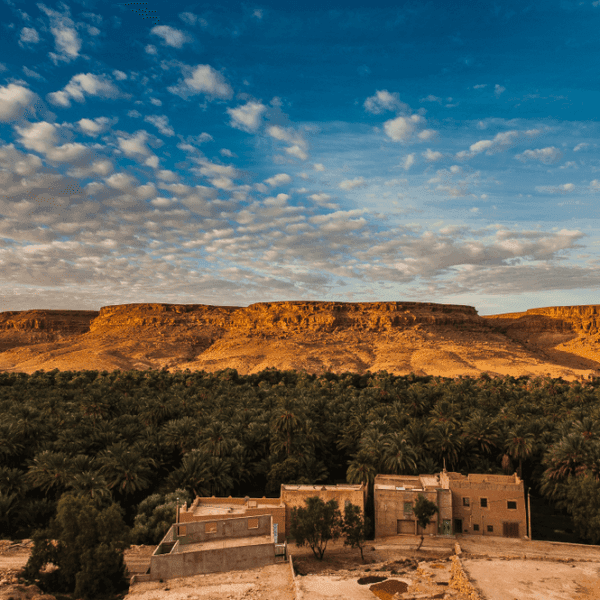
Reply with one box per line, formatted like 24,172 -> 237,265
24,493 -> 130,600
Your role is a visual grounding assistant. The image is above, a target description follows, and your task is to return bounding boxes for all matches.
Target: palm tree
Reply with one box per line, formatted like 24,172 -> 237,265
346,450 -> 378,487
99,442 -> 156,496
26,451 -> 74,496
382,432 -> 418,475
164,449 -> 211,497
270,397 -> 304,457
66,471 -> 112,501
504,428 -> 535,478
162,417 -> 200,456
200,421 -> 235,458
430,422 -> 462,471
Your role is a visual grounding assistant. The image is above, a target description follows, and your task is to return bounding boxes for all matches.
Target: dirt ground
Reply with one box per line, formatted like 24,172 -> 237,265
3,536 -> 600,600
462,559 -> 600,600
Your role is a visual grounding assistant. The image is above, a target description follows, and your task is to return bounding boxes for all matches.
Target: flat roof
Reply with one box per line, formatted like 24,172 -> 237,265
281,484 -> 363,490
177,535 -> 273,553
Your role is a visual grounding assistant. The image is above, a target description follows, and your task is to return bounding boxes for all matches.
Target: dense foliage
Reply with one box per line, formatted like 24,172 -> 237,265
23,494 -> 129,599
0,367 -> 599,544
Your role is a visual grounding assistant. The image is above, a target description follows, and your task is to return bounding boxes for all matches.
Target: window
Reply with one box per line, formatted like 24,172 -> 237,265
177,525 -> 187,536
462,497 -> 470,507
507,501 -> 517,510
487,525 -> 493,533
404,502 -> 413,514
480,498 -> 488,508
473,524 -> 480,531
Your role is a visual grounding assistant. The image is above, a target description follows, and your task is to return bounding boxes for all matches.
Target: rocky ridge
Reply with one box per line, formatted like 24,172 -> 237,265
0,301 -> 597,379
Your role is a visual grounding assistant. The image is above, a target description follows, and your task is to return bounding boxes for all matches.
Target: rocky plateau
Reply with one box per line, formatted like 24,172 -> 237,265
0,301 -> 598,380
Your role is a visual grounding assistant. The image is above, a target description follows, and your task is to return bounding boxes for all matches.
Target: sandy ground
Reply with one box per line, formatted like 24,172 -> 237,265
125,562 -> 294,600
462,559 -> 600,600
4,536 -> 600,600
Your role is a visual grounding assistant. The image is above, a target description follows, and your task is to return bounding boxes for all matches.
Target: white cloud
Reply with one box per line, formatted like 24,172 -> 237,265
220,148 -> 235,157
313,163 -> 325,171
264,173 -> 292,187
14,121 -> 90,163
23,67 -> 45,81
473,84 -> 487,89
150,25 -> 191,48
285,145 -> 308,160
0,83 -> 37,122
535,183 -> 575,194
227,101 -> 266,132
0,144 -> 43,176
47,73 -> 121,107
67,159 -> 113,178
144,115 -> 175,136
157,170 -> 179,182
19,27 -> 40,46
574,143 -> 590,152
494,84 -> 506,97
145,45 -> 158,55
420,94 -> 442,103
168,64 -> 233,100
105,172 -> 139,190
267,125 -> 309,160
113,70 -> 127,81
383,114 -> 424,142
150,98 -> 162,106
402,153 -> 415,170
464,129 -> 539,158
339,177 -> 367,190
38,4 -> 82,64
515,147 -> 563,164
423,149 -> 443,161
418,129 -> 437,140
117,130 -> 159,166
364,90 -> 408,114
77,117 -> 111,136
179,12 -> 198,25
590,180 -> 600,190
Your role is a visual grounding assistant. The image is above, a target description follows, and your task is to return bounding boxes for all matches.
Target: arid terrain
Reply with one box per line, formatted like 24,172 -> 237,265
2,536 -> 600,600
0,301 -> 598,380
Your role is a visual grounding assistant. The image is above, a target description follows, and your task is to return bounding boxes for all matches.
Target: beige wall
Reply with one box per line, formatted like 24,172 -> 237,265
375,487 -> 440,539
449,483 -> 526,537
281,485 -> 366,540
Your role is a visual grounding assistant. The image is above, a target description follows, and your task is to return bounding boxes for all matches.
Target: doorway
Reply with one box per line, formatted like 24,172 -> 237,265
454,519 -> 463,534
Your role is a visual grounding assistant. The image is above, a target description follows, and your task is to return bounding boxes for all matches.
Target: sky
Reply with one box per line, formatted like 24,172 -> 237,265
0,0 -> 599,315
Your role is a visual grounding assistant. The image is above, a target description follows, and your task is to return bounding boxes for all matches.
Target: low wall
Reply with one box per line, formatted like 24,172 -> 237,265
150,542 -> 276,580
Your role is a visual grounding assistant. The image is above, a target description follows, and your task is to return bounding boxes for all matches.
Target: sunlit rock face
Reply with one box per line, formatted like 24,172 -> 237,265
0,302 -> 598,380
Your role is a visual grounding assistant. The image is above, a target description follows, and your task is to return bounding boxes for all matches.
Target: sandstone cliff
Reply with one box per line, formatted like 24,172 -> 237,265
0,301 -> 597,379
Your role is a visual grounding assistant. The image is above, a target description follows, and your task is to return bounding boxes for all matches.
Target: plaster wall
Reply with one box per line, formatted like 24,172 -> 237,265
374,487 -> 439,538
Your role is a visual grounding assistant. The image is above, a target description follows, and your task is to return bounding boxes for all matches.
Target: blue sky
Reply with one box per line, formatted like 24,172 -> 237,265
0,0 -> 599,315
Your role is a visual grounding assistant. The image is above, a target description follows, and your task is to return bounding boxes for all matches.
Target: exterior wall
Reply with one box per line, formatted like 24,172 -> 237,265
281,484 -> 366,540
375,486 -> 439,538
179,497 -> 286,543
448,481 -> 526,537
150,543 -> 275,580
150,515 -> 276,580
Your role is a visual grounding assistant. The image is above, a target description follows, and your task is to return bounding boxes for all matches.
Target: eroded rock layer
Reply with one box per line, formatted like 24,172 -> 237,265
0,301 -> 598,379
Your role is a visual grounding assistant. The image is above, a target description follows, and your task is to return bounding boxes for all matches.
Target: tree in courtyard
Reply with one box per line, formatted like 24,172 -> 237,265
290,496 -> 343,560
23,493 -> 130,600
413,493 -> 438,551
342,502 -> 371,561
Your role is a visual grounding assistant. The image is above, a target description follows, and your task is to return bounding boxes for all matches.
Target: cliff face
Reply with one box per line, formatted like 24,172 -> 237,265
0,301 -> 597,379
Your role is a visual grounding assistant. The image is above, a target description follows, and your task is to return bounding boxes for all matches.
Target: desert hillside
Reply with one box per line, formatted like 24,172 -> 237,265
0,301 -> 598,380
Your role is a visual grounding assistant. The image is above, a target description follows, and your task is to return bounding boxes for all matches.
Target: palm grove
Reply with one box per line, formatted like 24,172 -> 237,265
1,368 -> 600,590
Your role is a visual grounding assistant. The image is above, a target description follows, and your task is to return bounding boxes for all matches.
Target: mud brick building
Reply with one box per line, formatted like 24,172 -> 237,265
374,471 -> 526,539
440,471 -> 526,538
180,483 -> 366,543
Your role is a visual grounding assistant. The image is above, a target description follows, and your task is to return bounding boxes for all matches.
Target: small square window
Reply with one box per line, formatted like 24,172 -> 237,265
404,502 -> 413,513
507,501 -> 517,510
487,525 -> 493,532
462,497 -> 470,507
473,524 -> 480,531
480,498 -> 488,508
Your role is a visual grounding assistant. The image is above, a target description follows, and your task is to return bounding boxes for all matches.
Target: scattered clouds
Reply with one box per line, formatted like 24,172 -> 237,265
267,125 -> 309,160
150,25 -> 191,48
515,146 -> 563,164
38,3 -> 82,64
364,90 -> 408,114
168,64 -> 233,100
339,177 -> 367,190
458,129 -> 541,159
384,114 -> 425,142
494,84 -> 506,96
144,115 -> 175,137
402,153 -> 415,170
264,173 -> 292,187
0,84 -> 38,122
535,183 -> 575,194
19,27 -> 40,47
47,73 -> 122,107
423,148 -> 443,161
116,130 -> 160,168
227,101 -> 267,132
77,117 -> 111,136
